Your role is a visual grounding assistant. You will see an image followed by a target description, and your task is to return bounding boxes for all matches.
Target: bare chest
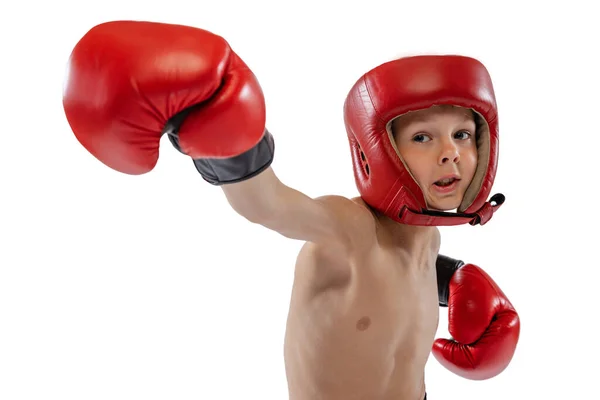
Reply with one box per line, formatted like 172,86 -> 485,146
284,238 -> 439,399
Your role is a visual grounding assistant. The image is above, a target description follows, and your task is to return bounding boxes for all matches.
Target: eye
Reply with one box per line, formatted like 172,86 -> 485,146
412,133 -> 431,143
454,130 -> 472,140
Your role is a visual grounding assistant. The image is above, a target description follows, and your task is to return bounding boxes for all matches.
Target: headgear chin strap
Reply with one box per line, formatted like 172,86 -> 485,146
344,55 -> 504,226
399,193 -> 505,226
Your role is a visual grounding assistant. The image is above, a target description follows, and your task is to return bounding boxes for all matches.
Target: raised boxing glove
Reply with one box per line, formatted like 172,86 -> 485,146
63,20 -> 273,184
433,255 -> 521,380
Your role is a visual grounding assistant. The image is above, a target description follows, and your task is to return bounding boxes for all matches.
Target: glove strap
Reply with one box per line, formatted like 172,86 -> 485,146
436,254 -> 465,307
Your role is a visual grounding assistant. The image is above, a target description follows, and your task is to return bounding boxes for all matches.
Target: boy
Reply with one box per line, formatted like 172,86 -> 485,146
63,21 -> 520,400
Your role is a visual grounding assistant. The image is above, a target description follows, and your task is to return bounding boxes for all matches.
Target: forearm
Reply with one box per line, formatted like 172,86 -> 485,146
221,166 -> 339,243
436,254 -> 464,306
190,128 -> 284,223
222,166 -> 291,224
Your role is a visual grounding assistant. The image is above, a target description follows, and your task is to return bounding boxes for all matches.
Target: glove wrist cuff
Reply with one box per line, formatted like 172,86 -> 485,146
436,254 -> 465,307
192,129 -> 275,185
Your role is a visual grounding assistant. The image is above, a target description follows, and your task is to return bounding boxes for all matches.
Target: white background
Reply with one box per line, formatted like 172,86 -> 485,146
2,1 -> 598,399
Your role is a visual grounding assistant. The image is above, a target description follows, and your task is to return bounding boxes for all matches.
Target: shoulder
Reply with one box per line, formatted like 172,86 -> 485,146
314,195 -> 377,226
294,196 -> 378,293
313,195 -> 378,245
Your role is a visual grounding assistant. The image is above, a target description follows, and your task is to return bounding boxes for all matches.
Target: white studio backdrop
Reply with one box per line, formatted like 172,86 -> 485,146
1,1 -> 598,399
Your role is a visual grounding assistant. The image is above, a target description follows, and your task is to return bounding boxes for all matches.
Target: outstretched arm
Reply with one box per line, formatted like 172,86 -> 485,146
188,125 -> 375,248
222,164 -> 374,247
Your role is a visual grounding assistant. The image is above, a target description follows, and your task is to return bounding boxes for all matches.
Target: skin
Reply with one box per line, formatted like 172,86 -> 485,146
392,105 -> 478,211
221,105 -> 478,400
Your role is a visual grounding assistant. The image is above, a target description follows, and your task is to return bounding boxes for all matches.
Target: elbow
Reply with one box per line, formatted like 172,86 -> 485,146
240,208 -> 273,225
236,201 -> 289,235
226,195 -> 278,226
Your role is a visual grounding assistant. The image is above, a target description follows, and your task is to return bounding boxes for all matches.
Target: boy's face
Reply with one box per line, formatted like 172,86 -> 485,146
392,105 -> 478,212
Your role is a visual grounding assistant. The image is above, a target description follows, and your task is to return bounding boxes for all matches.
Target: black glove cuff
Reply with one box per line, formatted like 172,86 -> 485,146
436,254 -> 465,307
163,106 -> 275,185
192,129 -> 275,185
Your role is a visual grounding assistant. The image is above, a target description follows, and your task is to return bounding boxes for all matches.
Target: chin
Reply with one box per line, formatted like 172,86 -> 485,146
426,189 -> 465,212
427,199 -> 461,212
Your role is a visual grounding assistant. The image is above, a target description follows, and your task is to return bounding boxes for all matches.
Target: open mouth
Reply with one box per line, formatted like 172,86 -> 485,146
434,177 -> 459,187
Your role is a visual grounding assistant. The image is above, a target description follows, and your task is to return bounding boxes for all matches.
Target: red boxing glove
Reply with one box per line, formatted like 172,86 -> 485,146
63,20 -> 271,182
433,260 -> 520,380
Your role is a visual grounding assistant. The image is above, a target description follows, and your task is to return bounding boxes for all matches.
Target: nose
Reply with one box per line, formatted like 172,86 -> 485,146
439,140 -> 460,165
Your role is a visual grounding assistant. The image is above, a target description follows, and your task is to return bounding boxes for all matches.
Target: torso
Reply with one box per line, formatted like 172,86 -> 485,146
283,199 -> 440,400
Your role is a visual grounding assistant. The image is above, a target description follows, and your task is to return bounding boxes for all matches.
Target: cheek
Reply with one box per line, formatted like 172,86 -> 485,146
400,150 -> 430,183
462,149 -> 478,177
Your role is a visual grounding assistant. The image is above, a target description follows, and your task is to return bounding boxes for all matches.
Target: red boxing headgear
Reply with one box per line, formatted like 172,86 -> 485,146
344,55 -> 504,226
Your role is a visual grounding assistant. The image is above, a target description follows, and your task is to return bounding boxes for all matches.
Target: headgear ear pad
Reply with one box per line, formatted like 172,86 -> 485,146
343,55 -> 504,226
